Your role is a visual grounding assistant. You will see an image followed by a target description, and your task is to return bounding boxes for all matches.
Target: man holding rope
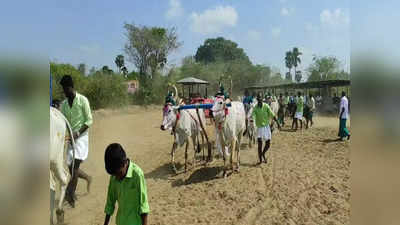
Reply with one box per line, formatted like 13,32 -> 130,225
59,75 -> 93,208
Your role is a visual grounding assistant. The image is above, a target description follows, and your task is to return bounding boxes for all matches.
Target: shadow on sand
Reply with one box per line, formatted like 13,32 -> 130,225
279,128 -> 297,132
172,166 -> 223,187
145,162 -> 184,180
321,138 -> 342,144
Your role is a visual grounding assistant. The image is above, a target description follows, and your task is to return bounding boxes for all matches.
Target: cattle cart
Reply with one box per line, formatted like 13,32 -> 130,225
176,77 -> 214,117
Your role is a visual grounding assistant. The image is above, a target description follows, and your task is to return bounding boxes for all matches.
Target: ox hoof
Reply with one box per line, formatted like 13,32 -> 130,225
56,209 -> 64,224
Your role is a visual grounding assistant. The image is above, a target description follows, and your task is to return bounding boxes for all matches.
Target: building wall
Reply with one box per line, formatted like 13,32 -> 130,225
126,80 -> 139,94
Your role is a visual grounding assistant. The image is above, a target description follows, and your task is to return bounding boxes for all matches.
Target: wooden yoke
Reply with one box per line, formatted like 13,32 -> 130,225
195,106 -> 213,162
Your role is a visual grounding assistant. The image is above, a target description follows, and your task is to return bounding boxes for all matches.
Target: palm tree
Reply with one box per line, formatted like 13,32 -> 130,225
292,47 -> 302,82
115,55 -> 125,74
285,51 -> 293,81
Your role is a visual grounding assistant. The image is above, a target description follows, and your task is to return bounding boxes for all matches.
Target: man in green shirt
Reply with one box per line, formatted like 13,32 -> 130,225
292,91 -> 304,130
103,143 -> 150,225
252,95 -> 280,165
59,75 -> 93,208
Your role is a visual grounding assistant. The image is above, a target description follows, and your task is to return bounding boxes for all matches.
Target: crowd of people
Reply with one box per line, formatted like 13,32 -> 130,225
242,90 -> 350,139
243,91 -> 317,131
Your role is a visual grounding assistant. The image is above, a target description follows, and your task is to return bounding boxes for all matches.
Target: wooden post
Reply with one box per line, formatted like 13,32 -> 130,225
196,106 -> 212,162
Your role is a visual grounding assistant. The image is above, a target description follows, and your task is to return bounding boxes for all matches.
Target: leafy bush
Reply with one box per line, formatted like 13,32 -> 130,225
83,73 -> 129,109
51,63 -> 129,110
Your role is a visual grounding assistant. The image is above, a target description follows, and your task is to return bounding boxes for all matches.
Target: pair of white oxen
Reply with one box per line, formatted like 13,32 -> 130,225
161,97 -> 280,177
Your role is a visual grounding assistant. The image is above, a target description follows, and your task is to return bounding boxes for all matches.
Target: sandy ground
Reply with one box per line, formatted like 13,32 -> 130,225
62,106 -> 350,225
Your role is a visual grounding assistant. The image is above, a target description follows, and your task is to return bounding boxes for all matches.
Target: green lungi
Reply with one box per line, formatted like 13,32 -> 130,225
338,118 -> 350,138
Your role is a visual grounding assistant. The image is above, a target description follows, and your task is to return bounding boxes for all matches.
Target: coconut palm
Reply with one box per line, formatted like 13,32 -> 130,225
115,54 -> 125,74
285,51 -> 294,81
292,47 -> 302,82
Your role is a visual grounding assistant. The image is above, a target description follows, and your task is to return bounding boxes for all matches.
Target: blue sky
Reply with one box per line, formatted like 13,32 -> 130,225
1,0 -> 354,78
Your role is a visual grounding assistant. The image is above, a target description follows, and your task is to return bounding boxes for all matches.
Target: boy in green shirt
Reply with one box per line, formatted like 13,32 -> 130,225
292,91 -> 304,130
103,143 -> 150,225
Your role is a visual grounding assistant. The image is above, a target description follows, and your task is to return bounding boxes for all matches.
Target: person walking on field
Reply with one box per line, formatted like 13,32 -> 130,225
103,143 -> 150,225
338,91 -> 351,141
292,92 -> 304,130
305,94 -> 316,129
252,95 -> 280,165
59,75 -> 93,208
278,93 -> 285,126
283,92 -> 290,117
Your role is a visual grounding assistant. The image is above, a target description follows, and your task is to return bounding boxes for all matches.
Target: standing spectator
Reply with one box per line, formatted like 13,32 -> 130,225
292,92 -> 304,130
338,91 -> 351,140
278,93 -> 285,126
59,75 -> 93,208
305,94 -> 316,128
252,95 -> 280,165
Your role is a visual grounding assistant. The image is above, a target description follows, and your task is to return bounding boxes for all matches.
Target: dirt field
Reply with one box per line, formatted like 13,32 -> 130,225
63,106 -> 350,225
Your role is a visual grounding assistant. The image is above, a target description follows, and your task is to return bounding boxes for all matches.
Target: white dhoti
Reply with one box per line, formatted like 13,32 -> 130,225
257,126 -> 272,141
67,131 -> 89,165
295,112 -> 303,119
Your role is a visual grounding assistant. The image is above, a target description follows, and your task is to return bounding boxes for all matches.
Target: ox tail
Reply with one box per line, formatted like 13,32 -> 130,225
65,119 -> 76,179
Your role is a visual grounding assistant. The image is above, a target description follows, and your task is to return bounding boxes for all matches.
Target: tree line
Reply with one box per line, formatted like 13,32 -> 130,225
51,22 -> 349,108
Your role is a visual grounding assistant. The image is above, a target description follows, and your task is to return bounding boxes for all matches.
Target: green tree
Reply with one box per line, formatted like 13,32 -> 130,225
77,63 -> 86,76
254,64 -> 271,84
307,70 -> 321,81
126,71 -> 139,80
102,65 -> 113,75
123,23 -> 181,81
284,51 -> 293,81
89,66 -> 96,75
270,72 -> 284,85
307,56 -> 343,81
194,37 -> 251,64
50,63 -> 87,100
115,55 -> 125,74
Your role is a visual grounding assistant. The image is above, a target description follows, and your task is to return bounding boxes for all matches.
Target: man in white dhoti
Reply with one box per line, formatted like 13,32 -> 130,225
252,95 -> 280,165
59,75 -> 93,208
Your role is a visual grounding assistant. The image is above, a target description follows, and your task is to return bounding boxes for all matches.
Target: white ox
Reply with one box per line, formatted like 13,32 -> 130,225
50,107 -> 75,225
161,104 -> 206,173
211,98 -> 246,177
244,101 -> 257,148
269,97 -> 280,132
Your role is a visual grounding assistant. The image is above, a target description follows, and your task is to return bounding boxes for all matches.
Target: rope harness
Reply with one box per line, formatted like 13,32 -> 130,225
212,97 -> 230,130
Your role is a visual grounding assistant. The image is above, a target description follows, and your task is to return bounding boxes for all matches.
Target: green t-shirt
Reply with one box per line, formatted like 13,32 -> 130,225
252,103 -> 275,128
105,161 -> 150,225
296,96 -> 304,113
60,92 -> 93,132
284,96 -> 289,105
